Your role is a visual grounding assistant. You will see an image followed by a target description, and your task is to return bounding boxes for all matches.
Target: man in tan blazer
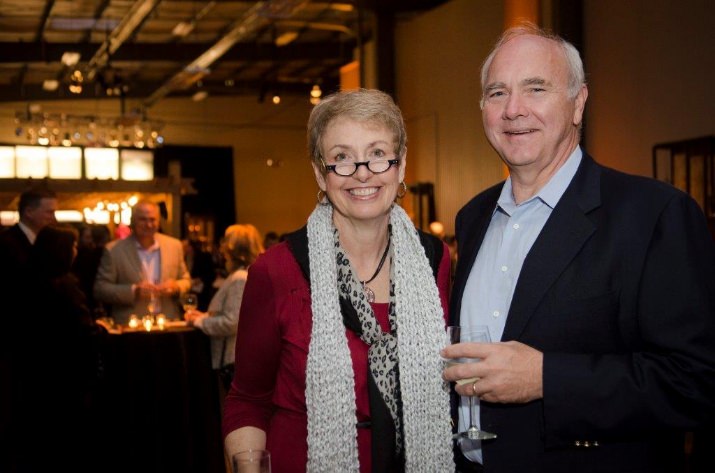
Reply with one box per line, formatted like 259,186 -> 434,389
94,200 -> 191,325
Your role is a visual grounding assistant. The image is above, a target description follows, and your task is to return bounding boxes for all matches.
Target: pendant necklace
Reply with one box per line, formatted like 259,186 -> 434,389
360,237 -> 391,303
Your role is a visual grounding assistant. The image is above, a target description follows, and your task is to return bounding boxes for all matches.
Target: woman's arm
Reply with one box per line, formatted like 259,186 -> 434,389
222,255 -> 283,453
224,426 -> 266,459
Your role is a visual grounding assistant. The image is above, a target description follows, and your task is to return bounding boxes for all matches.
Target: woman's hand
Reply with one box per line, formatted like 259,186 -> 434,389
184,309 -> 208,327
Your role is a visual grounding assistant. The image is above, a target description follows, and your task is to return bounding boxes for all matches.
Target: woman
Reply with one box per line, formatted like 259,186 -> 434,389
184,224 -> 263,381
19,225 -> 106,471
223,89 -> 454,472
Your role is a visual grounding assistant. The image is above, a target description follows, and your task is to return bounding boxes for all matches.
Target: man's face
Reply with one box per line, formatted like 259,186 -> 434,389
131,204 -> 159,241
481,34 -> 587,174
24,197 -> 58,232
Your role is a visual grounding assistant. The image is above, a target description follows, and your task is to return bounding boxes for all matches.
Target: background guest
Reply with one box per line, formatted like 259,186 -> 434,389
0,187 -> 58,472
184,224 -> 264,392
94,200 -> 191,324
15,225 -> 106,472
223,89 -> 454,472
182,237 -> 217,311
72,224 -> 111,318
262,231 -> 280,250
0,187 -> 58,289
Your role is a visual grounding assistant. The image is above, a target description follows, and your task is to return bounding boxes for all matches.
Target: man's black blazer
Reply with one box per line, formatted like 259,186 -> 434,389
450,154 -> 715,472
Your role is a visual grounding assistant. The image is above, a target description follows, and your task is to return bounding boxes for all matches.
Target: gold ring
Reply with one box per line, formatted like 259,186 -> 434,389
472,380 -> 479,396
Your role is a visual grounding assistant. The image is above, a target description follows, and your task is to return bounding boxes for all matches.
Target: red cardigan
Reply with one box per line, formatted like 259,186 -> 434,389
222,239 -> 451,473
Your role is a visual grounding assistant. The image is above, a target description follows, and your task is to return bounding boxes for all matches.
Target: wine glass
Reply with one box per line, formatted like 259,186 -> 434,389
446,325 -> 497,440
147,291 -> 161,316
232,449 -> 271,473
181,292 -> 198,312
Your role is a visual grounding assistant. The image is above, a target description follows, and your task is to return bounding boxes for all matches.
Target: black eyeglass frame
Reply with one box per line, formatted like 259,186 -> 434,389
322,158 -> 400,177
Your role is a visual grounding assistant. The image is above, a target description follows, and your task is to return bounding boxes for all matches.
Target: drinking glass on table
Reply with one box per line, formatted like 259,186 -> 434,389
147,290 -> 161,316
446,325 -> 497,440
232,449 -> 271,473
181,292 -> 198,312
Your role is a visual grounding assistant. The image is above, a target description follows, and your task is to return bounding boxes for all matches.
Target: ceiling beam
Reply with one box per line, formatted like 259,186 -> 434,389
0,41 -> 354,64
0,77 -> 341,103
87,0 -> 162,79
80,0 -> 112,43
36,0 -> 57,41
142,1 -> 275,107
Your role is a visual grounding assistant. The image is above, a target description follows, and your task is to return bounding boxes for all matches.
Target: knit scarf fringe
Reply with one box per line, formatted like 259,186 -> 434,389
305,203 -> 455,472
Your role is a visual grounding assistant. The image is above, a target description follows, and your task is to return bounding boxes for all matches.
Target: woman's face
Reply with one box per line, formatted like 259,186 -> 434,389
313,117 -> 405,227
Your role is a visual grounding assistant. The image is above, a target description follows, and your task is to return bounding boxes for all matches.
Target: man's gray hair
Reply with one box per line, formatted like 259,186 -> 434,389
479,22 -> 586,108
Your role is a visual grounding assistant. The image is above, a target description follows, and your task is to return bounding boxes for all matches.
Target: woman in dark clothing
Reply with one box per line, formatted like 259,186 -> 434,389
13,225 -> 105,472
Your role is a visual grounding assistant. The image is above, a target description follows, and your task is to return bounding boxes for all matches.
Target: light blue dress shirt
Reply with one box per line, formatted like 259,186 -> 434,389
136,238 -> 161,284
459,147 -> 582,463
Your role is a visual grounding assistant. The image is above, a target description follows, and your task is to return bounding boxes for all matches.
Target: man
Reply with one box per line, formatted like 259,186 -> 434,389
94,200 -> 191,324
442,24 -> 715,472
0,187 -> 58,322
0,187 -> 57,472
0,187 -> 58,272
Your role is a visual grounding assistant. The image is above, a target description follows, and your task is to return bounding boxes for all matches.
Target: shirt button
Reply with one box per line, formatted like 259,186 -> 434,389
501,265 -> 508,272
492,310 -> 500,318
513,223 -> 520,229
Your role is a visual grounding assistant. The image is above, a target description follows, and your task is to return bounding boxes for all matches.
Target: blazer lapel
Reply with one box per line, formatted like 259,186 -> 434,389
158,236 -> 170,282
502,155 -> 602,341
123,237 -> 146,282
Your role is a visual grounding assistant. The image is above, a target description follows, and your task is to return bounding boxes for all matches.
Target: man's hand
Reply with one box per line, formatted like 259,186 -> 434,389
441,341 -> 544,403
157,279 -> 180,296
134,281 -> 157,300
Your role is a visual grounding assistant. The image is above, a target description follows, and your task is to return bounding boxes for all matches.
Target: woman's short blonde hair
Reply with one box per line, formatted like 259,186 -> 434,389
223,224 -> 264,272
307,88 -> 407,171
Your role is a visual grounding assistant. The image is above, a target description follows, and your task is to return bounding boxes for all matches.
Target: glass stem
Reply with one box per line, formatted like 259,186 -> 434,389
468,395 -> 476,430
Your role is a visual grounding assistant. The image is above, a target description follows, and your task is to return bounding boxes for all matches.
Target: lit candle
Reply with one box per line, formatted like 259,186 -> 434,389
156,313 -> 166,330
142,315 -> 154,332
128,315 -> 139,329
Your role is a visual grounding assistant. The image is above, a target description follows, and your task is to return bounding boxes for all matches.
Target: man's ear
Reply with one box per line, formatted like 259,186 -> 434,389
572,84 -> 588,127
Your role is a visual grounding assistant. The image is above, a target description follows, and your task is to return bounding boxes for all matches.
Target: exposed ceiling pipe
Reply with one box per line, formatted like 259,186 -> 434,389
143,0 -> 309,108
276,20 -> 354,37
87,0 -> 162,80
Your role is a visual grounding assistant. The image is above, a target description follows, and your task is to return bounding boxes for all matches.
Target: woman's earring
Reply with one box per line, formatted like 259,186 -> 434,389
317,189 -> 328,205
396,181 -> 407,199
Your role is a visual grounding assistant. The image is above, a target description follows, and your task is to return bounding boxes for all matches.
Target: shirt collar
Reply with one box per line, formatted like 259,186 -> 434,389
496,146 -> 582,215
134,235 -> 160,252
17,221 -> 37,244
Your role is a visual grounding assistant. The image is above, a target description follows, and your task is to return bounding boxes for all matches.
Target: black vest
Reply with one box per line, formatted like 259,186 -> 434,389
284,225 -> 444,473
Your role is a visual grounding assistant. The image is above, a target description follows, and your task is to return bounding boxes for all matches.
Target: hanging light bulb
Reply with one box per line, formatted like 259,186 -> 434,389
310,84 -> 322,105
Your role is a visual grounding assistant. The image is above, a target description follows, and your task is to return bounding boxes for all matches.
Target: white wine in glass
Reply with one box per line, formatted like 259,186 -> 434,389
447,325 -> 497,441
182,293 -> 198,312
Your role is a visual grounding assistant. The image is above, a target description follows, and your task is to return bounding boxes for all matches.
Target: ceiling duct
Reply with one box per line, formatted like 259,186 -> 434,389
87,0 -> 162,80
143,0 -> 309,108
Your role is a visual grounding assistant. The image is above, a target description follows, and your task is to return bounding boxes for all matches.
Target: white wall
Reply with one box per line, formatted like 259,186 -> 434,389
583,0 -> 715,177
394,0 -> 505,235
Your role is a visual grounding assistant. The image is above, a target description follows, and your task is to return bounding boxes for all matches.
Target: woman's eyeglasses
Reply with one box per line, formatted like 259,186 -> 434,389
323,158 -> 399,177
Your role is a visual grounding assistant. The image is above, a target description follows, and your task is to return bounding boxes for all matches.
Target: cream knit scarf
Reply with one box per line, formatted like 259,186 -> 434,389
305,202 -> 455,472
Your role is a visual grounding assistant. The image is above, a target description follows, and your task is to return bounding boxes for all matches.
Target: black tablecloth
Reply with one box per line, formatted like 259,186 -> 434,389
96,327 -> 225,473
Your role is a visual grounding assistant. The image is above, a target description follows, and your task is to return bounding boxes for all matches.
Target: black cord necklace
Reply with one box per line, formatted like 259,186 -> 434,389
360,236 -> 391,303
